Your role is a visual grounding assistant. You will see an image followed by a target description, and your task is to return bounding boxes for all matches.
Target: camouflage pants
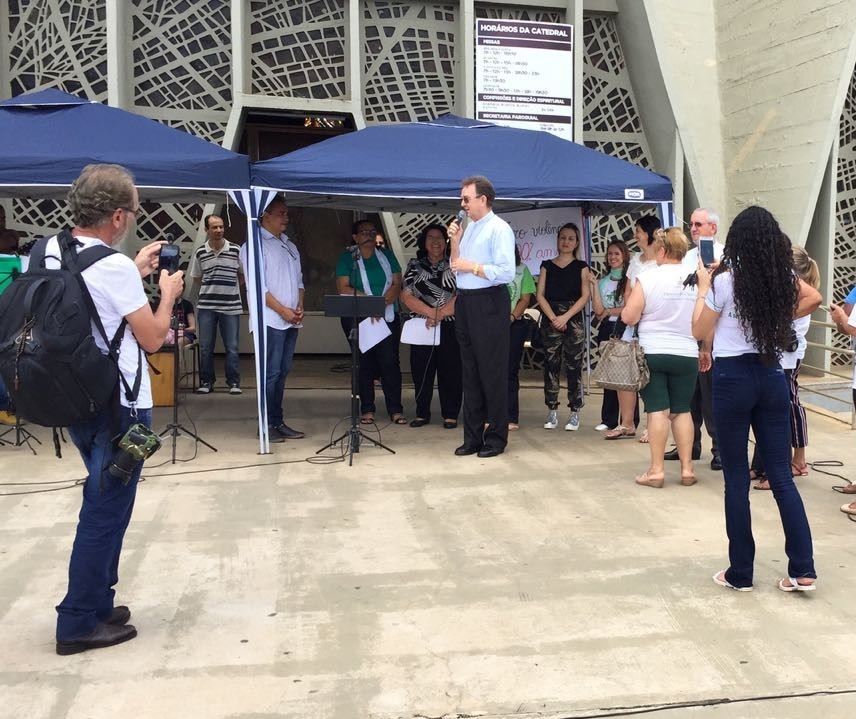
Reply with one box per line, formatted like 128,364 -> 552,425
541,305 -> 586,411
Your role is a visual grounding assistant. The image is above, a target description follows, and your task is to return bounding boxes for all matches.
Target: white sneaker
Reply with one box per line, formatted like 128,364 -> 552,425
195,383 -> 212,394
565,412 -> 580,431
229,384 -> 242,395
594,423 -> 609,431
543,410 -> 558,429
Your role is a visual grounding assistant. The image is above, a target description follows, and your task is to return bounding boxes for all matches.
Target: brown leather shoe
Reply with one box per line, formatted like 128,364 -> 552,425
56,622 -> 137,655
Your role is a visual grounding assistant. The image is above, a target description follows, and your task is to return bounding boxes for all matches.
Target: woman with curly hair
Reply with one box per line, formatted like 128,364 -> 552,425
693,206 -> 822,592
536,222 -> 590,431
751,245 -> 820,488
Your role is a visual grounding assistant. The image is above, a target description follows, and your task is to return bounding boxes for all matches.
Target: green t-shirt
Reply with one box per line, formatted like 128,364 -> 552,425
0,255 -> 23,295
335,248 -> 401,295
507,263 -> 536,310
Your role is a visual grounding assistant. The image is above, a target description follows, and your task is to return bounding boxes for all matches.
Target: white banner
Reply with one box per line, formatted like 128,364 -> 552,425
499,207 -> 585,278
475,19 -> 574,141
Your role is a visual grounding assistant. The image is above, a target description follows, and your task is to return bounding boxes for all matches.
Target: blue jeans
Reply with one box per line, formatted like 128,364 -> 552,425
712,354 -> 815,588
266,326 -> 298,427
56,406 -> 152,641
197,309 -> 240,386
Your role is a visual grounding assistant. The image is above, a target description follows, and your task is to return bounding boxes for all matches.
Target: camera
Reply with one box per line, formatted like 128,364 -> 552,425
108,423 -> 162,483
157,242 -> 181,275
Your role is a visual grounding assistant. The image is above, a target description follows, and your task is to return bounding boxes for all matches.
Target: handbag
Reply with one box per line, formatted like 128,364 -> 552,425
592,325 -> 650,392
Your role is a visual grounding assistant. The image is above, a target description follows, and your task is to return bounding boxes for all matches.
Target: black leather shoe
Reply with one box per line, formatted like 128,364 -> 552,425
264,428 -> 285,443
271,423 -> 305,440
664,447 -> 701,461
710,455 -> 722,471
103,606 -> 130,626
477,446 -> 504,458
409,418 -> 430,428
454,444 -> 480,456
56,622 -> 137,655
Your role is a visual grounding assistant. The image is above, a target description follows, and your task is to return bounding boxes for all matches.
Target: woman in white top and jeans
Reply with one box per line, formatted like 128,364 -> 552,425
621,228 -> 699,488
693,206 -> 821,592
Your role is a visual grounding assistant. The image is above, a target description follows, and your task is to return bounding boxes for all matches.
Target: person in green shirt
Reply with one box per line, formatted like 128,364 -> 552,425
507,245 -> 536,430
335,219 -> 406,425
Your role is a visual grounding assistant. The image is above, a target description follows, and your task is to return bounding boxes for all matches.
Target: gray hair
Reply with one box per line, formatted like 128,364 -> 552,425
67,164 -> 136,228
696,207 -> 720,226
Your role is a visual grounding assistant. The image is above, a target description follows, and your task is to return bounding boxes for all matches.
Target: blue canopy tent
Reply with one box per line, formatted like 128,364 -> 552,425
251,114 -> 673,215
0,89 -> 277,453
0,89 -> 250,203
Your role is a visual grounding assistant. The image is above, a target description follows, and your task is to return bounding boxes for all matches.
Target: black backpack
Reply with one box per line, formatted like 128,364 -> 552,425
0,230 -> 132,428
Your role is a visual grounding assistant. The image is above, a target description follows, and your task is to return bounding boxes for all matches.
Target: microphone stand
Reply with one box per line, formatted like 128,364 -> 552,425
316,245 -> 394,465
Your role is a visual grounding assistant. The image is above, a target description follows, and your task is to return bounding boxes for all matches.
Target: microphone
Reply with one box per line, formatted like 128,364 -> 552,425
348,244 -> 360,259
455,210 -> 466,225
164,232 -> 175,244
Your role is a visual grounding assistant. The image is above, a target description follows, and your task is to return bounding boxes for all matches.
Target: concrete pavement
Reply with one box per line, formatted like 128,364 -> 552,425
1,360 -> 855,718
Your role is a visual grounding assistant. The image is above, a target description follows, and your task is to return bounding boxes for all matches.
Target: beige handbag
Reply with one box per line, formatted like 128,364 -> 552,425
592,332 -> 650,392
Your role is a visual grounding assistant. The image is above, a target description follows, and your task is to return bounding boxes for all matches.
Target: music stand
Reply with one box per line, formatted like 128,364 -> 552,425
316,293 -> 395,465
157,308 -> 217,463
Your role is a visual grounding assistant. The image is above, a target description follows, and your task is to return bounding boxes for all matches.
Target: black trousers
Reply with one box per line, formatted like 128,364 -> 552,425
691,364 -> 718,457
595,319 -> 639,427
508,318 -> 529,424
410,320 -> 462,421
455,285 -> 510,451
341,315 -> 403,417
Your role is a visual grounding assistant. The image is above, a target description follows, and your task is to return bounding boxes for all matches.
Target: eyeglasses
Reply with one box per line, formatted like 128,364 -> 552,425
690,221 -> 708,228
460,194 -> 483,204
356,229 -> 377,236
120,206 -> 142,218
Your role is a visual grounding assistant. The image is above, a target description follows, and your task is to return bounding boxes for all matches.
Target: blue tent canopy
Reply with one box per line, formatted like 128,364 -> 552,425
251,114 -> 672,213
0,89 -> 250,203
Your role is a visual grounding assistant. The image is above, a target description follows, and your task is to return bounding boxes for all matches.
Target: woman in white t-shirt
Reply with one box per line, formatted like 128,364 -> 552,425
693,206 -> 821,593
621,227 -> 698,488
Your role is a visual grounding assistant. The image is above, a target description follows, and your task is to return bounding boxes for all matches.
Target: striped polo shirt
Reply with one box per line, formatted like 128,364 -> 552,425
189,239 -> 244,314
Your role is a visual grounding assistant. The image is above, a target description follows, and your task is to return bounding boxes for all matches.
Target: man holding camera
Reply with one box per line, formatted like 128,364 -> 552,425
52,164 -> 183,655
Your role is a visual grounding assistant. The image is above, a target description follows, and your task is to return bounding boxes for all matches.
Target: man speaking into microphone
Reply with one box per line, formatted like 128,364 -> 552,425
449,175 -> 515,458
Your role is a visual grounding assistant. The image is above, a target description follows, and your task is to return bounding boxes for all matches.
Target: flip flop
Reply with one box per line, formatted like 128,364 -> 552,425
791,462 -> 809,477
638,429 -> 649,444
712,570 -> 753,592
605,425 -> 636,440
778,577 -> 816,592
360,414 -> 375,425
680,474 -> 697,486
840,502 -> 856,516
391,415 -> 408,425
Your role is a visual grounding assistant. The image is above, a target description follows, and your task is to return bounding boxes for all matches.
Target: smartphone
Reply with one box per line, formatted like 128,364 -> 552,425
157,243 -> 181,274
699,238 -> 715,267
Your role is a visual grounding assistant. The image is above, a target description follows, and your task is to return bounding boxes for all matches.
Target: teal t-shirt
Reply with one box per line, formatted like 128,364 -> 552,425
335,248 -> 401,295
0,255 -> 23,295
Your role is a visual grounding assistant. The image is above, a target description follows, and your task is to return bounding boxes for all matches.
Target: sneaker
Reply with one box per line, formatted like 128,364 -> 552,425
565,412 -> 580,431
195,383 -> 212,394
543,410 -> 558,429
229,384 -> 242,395
0,410 -> 17,426
594,423 -> 609,431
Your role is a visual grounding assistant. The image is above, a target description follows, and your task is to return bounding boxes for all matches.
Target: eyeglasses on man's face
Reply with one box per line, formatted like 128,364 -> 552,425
690,221 -> 708,228
460,194 -> 484,204
120,206 -> 142,218
356,228 -> 377,236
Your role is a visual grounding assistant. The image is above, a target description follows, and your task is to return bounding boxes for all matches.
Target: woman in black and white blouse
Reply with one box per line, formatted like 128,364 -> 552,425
401,224 -> 462,428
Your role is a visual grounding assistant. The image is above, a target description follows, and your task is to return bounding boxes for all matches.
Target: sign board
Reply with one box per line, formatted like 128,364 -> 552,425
499,207 -> 585,278
475,18 -> 574,141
